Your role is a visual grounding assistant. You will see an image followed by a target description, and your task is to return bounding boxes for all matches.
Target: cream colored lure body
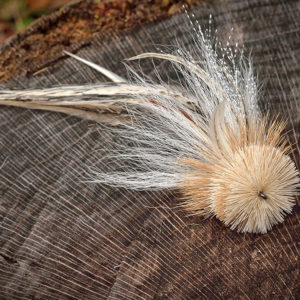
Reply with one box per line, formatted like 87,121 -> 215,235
0,24 -> 299,234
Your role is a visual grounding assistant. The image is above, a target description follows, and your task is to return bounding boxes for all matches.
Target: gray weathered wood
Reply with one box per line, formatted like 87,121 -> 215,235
0,0 -> 299,299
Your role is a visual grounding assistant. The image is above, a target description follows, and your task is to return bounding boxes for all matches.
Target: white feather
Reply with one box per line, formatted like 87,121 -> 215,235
91,30 -> 259,190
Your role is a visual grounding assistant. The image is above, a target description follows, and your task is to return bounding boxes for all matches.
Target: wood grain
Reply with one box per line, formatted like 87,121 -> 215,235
0,0 -> 299,299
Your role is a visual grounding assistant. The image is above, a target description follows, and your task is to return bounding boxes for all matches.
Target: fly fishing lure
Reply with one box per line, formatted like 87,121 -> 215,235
0,23 -> 299,234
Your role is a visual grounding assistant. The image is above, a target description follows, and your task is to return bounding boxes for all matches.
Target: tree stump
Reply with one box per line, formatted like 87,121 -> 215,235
0,0 -> 299,299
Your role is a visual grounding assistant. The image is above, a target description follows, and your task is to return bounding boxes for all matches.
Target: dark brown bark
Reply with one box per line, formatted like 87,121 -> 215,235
0,0 -> 299,299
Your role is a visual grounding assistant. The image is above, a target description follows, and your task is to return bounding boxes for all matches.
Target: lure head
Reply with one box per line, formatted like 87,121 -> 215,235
180,116 -> 299,234
211,144 -> 299,233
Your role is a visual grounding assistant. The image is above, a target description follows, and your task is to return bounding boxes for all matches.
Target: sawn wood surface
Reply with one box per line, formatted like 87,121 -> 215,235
0,0 -> 299,299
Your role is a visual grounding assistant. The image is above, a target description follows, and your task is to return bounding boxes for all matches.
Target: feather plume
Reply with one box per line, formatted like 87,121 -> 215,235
0,23 -> 299,234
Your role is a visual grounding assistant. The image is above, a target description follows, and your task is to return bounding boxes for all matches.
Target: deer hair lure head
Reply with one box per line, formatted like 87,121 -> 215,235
0,21 -> 299,234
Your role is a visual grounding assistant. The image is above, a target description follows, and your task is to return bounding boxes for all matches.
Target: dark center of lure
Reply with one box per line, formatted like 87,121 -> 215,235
258,191 -> 268,200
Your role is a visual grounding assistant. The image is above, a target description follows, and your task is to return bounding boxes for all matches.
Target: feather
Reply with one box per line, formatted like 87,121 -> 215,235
63,50 -> 126,83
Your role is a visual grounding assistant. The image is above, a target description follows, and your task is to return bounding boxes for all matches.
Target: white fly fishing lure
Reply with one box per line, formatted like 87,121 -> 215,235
0,21 -> 299,234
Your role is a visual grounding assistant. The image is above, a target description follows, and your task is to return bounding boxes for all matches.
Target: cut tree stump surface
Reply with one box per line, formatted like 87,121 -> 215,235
0,0 -> 299,299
